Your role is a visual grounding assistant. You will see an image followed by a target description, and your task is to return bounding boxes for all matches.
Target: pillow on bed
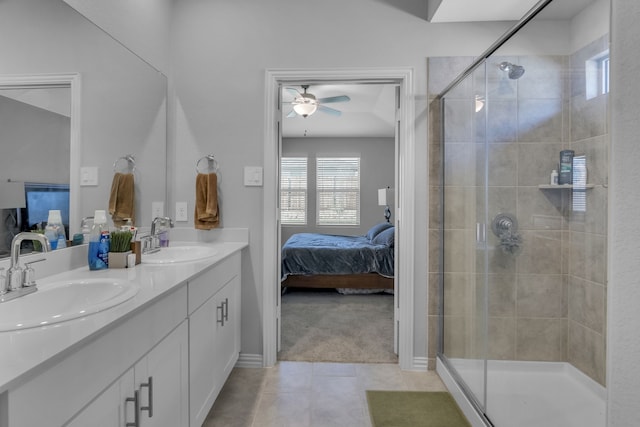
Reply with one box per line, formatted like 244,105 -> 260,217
372,226 -> 395,247
366,222 -> 393,240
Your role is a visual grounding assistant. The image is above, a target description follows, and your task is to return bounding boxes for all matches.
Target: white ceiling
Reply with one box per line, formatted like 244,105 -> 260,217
281,83 -> 396,139
430,0 -> 537,22
430,0 -> 597,22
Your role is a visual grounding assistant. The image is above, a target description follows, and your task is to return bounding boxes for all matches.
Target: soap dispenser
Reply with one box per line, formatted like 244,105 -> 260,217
45,210 -> 66,250
88,210 -> 110,270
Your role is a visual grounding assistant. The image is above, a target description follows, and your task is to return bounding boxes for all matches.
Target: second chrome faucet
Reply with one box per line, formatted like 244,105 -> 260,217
1,232 -> 50,303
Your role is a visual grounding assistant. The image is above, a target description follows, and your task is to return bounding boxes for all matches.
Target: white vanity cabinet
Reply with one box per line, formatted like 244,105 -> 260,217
6,285 -> 189,427
67,321 -> 189,427
3,245 -> 244,427
188,252 -> 241,427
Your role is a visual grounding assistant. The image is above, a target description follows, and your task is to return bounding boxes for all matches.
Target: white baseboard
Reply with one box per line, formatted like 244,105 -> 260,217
236,354 -> 428,370
411,357 -> 429,371
235,353 -> 263,368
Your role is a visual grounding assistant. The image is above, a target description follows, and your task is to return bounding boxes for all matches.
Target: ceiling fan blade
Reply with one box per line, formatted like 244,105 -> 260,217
318,95 -> 350,104
286,110 -> 298,118
318,105 -> 342,117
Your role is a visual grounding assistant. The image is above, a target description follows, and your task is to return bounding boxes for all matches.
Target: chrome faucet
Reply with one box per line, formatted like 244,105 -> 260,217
1,232 -> 50,303
150,216 -> 174,236
143,217 -> 174,254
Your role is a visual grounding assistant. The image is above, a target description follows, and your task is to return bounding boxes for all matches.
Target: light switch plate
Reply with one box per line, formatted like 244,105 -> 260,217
175,202 -> 188,222
80,166 -> 98,186
151,202 -> 164,219
244,166 -> 263,186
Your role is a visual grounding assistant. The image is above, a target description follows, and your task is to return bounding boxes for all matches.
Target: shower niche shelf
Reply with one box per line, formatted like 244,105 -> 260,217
538,184 -> 595,190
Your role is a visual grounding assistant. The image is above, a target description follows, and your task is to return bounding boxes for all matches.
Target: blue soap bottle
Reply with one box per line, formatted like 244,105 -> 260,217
88,210 -> 110,270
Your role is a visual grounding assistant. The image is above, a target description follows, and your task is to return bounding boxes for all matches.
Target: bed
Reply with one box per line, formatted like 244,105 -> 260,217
281,223 -> 395,291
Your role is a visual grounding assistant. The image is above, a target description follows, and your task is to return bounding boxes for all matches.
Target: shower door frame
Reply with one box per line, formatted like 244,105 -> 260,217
435,0 -> 556,425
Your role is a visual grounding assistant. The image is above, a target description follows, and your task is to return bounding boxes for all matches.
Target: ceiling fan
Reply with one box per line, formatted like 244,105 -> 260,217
284,85 -> 350,118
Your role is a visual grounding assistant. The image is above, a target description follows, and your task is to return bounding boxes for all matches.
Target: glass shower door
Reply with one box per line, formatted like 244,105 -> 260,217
441,62 -> 489,413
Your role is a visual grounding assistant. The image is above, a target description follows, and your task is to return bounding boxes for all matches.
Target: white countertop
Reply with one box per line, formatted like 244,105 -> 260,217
0,239 -> 247,394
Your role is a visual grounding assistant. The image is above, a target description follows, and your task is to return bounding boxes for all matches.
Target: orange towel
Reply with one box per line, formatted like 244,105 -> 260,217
195,172 -> 219,229
108,172 -> 135,227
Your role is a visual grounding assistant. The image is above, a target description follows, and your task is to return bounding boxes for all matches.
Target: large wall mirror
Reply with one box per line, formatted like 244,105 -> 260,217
0,0 -> 167,258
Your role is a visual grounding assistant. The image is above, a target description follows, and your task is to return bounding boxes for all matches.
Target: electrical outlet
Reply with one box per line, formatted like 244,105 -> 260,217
176,202 -> 188,222
151,201 -> 164,219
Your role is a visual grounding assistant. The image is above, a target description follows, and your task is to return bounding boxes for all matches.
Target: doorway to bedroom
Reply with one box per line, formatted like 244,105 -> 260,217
263,68 -> 416,369
279,82 -> 398,364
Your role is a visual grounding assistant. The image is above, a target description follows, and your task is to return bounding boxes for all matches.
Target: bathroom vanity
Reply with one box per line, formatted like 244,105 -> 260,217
0,236 -> 246,427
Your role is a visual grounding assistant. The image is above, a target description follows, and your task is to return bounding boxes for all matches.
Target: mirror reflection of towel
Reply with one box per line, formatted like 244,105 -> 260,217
195,173 -> 219,229
109,172 -> 135,227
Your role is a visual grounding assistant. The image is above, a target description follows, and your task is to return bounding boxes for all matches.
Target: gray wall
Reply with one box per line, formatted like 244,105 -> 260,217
281,137 -> 394,243
0,96 -> 70,184
170,0 -> 524,360
608,0 -> 640,424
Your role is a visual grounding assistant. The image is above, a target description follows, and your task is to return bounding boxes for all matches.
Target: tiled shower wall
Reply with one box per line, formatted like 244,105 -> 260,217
427,36 -> 608,385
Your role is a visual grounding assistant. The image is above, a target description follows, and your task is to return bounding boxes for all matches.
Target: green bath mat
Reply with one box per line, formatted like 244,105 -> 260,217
366,391 -> 471,427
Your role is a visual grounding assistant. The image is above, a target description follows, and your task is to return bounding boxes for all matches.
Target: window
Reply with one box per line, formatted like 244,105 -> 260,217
586,51 -> 610,99
601,56 -> 610,95
316,157 -> 360,226
280,157 -> 307,225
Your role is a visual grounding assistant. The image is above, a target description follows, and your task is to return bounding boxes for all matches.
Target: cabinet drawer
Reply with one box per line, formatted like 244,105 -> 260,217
188,252 -> 240,314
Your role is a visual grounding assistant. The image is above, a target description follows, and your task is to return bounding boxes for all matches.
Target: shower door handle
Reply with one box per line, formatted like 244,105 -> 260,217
476,223 -> 486,247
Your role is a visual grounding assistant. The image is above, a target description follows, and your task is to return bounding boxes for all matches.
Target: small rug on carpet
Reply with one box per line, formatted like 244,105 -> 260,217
279,289 -> 397,363
366,391 -> 471,427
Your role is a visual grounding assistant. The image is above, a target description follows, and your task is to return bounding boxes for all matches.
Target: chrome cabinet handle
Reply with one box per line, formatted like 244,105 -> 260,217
125,390 -> 140,427
223,298 -> 229,322
140,376 -> 153,417
217,303 -> 224,326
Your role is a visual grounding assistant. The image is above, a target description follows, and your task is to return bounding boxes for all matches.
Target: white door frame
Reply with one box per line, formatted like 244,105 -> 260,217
263,68 -> 416,370
0,73 -> 81,233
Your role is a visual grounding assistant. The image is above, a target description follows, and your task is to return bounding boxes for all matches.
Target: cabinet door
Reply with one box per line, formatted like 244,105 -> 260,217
66,371 -> 135,427
189,274 -> 241,427
189,290 -> 222,427
136,321 -> 189,427
215,275 -> 241,384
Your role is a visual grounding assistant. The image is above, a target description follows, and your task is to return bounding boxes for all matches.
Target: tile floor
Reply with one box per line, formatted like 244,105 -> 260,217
203,361 -> 448,427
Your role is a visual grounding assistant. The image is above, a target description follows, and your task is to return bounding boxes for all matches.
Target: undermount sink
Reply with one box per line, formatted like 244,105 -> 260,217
0,278 -> 139,332
142,244 -> 218,264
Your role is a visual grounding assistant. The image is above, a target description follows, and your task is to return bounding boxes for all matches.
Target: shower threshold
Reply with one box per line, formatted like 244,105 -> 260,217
437,357 -> 606,427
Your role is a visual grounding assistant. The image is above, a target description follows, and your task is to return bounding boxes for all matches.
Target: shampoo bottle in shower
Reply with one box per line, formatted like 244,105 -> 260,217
558,150 -> 574,185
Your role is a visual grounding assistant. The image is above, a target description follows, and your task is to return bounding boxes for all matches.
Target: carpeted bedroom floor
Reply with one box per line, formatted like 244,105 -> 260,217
278,289 -> 398,363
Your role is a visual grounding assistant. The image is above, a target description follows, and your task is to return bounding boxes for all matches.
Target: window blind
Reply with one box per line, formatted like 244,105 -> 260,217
280,157 -> 307,225
316,157 -> 360,226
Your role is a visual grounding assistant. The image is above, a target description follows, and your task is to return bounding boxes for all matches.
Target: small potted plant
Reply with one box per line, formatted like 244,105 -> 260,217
109,230 -> 133,268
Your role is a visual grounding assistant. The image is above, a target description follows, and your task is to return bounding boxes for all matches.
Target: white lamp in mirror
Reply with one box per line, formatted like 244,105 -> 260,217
378,187 -> 393,223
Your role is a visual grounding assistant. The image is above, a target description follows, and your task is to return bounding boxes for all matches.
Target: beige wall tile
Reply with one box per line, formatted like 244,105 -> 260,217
516,230 -> 563,275
517,274 -> 567,318
568,276 -> 606,334
516,318 -> 567,361
517,143 -> 564,186
518,99 -> 563,142
488,317 -> 516,360
568,320 -> 606,386
569,232 -> 606,285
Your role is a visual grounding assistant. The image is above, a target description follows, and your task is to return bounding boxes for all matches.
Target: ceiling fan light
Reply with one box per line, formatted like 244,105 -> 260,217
292,96 -> 318,118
